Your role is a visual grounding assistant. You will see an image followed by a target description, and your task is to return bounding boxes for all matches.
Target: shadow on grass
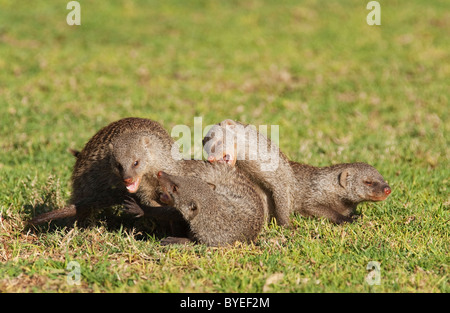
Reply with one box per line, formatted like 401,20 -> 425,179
23,204 -> 189,242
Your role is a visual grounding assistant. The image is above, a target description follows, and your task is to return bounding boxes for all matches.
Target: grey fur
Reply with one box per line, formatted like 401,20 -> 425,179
157,164 -> 265,246
203,119 -> 391,225
290,161 -> 391,224
203,119 -> 296,226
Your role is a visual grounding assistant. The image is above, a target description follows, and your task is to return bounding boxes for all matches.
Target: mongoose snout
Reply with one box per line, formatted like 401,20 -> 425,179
384,186 -> 392,195
366,182 -> 391,202
205,133 -> 236,167
123,176 -> 141,193
207,153 -> 234,166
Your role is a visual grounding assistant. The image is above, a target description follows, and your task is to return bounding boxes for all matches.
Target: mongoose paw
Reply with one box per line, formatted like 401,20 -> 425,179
335,215 -> 355,225
161,236 -> 193,246
123,197 -> 145,218
350,214 -> 361,221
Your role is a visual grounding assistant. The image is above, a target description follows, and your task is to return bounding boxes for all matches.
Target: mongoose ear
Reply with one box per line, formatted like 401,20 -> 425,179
202,136 -> 209,147
68,148 -> 80,158
222,119 -> 238,132
207,182 -> 216,191
339,170 -> 349,189
108,143 -> 114,152
222,119 -> 237,126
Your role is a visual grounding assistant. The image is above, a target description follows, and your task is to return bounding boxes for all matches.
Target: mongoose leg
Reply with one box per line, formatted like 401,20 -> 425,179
123,197 -> 189,237
123,197 -> 146,217
303,205 -> 354,224
272,188 -> 293,226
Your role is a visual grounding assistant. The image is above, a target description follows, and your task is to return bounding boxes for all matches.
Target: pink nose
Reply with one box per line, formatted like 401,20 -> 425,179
157,171 -> 168,178
384,187 -> 391,195
123,177 -> 133,184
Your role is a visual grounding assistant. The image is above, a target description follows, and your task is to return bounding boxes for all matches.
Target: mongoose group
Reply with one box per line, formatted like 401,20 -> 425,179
29,117 -> 391,246
203,119 -> 391,225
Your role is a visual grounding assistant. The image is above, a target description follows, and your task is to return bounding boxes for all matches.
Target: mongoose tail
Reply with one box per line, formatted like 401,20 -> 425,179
28,204 -> 76,226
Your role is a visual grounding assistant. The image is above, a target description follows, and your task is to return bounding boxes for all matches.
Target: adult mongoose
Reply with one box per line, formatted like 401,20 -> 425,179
154,165 -> 265,246
289,161 -> 391,224
28,117 -> 187,228
202,119 -> 296,226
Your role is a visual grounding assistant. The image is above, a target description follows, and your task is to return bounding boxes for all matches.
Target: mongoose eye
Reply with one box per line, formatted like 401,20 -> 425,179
133,160 -> 139,167
364,180 -> 373,186
172,184 -> 178,193
189,202 -> 197,211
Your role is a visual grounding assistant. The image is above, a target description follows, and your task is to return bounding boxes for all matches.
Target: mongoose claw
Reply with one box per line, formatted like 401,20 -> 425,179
123,196 -> 145,218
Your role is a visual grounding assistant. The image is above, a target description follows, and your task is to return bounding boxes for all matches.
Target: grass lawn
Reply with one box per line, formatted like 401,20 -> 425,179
0,0 -> 448,292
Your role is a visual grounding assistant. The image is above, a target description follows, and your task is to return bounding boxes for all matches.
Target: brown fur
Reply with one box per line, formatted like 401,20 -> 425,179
28,117 -> 186,229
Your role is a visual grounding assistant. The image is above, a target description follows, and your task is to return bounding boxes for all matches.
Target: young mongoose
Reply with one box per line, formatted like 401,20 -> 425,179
202,119 -> 296,226
154,164 -> 265,246
203,120 -> 391,224
28,117 -> 187,227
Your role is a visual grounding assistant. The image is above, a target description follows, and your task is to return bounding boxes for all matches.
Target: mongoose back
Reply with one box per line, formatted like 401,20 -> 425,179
202,119 -> 296,226
155,164 -> 265,246
28,117 -> 185,226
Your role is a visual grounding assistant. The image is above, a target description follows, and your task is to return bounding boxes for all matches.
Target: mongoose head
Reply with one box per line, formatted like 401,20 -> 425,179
109,133 -> 152,193
338,163 -> 391,203
203,121 -> 237,167
156,171 -> 216,221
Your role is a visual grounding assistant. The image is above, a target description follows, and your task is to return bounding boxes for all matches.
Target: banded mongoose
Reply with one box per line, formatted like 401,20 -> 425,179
155,165 -> 265,246
203,120 -> 391,224
202,119 -> 296,226
289,161 -> 391,224
28,117 -> 188,229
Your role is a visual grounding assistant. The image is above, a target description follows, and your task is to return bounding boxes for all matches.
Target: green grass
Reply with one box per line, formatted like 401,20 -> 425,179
0,0 -> 448,292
